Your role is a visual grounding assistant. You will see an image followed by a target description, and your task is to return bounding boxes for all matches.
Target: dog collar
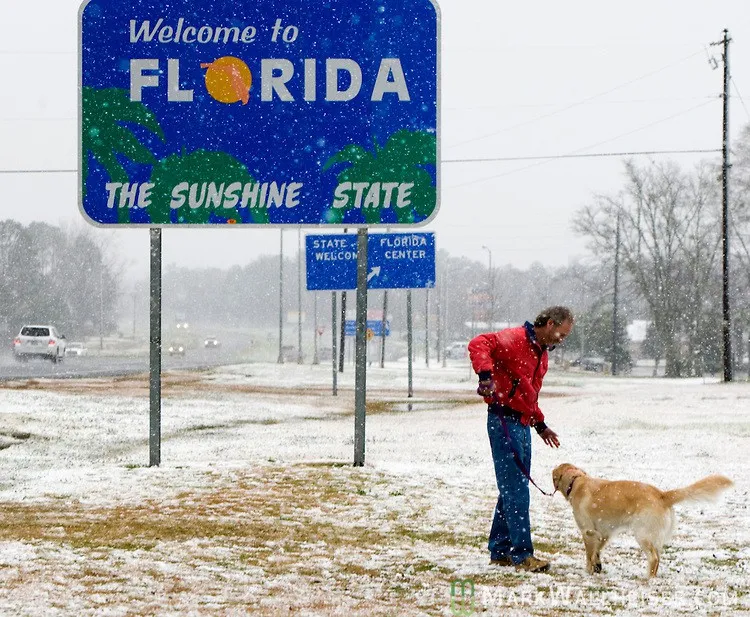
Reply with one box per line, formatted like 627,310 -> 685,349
565,476 -> 578,498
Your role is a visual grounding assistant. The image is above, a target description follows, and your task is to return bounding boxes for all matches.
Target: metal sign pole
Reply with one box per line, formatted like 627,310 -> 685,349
149,228 -> 162,467
354,228 -> 368,466
425,288 -> 430,367
407,289 -> 413,399
313,291 -> 319,365
331,292 -> 338,396
278,230 -> 284,364
297,227 -> 303,364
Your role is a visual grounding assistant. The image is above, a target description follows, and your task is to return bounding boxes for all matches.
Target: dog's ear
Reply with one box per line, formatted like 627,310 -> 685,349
552,463 -> 583,496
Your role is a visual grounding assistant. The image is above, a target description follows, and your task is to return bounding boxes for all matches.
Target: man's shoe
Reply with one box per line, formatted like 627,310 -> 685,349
514,556 -> 550,573
489,556 -> 513,566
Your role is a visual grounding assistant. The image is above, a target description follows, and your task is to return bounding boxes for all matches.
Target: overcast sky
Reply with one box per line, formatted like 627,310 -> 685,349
1,0 -> 748,281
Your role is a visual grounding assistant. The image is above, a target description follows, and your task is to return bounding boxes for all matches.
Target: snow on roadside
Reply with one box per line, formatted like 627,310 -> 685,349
0,362 -> 747,616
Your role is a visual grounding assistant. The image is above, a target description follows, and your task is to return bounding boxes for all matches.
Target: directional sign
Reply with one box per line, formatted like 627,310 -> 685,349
79,0 -> 439,227
345,320 -> 391,337
306,232 -> 435,290
368,232 -> 436,289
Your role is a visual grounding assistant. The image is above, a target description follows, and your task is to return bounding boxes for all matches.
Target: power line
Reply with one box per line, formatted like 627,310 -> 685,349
448,48 -> 706,149
447,98 -> 720,189
443,96 -> 717,112
731,78 -> 750,120
0,146 -> 722,176
0,117 -> 75,122
443,148 -> 721,164
0,169 -> 76,175
0,50 -> 74,55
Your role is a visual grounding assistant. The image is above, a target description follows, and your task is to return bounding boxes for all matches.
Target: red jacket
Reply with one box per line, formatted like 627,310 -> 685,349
468,322 -> 548,426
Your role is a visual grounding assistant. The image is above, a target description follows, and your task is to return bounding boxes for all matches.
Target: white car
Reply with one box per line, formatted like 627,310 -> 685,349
445,341 -> 469,360
65,342 -> 88,357
13,325 -> 67,363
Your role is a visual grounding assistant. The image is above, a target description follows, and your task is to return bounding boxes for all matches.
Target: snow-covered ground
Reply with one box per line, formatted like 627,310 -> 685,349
0,362 -> 747,616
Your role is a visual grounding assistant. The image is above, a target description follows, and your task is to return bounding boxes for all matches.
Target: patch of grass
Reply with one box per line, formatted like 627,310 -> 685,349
394,526 -> 485,548
4,431 -> 31,440
338,563 -> 382,577
1,379 -> 42,390
365,397 -> 479,415
704,556 -> 742,567
532,539 -> 573,555
0,465 -> 506,614
185,423 -> 229,432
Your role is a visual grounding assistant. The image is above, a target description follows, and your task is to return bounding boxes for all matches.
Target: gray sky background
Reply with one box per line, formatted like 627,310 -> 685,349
1,0 -> 748,282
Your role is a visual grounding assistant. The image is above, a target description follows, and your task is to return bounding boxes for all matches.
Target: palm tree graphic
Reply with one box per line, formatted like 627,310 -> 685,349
322,129 -> 436,224
146,150 -> 268,225
81,87 -> 165,223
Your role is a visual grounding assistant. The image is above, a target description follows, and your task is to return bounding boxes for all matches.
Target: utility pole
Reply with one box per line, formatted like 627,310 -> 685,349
99,260 -> 104,351
711,29 -> 733,382
339,228 -> 348,373
435,280 -> 442,365
379,290 -> 388,368
442,260 -> 448,368
481,245 -> 493,329
379,227 -> 390,369
132,291 -> 137,338
425,288 -> 430,367
612,209 -> 621,376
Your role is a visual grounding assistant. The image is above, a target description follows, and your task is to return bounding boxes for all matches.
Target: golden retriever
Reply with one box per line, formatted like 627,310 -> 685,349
552,463 -> 732,577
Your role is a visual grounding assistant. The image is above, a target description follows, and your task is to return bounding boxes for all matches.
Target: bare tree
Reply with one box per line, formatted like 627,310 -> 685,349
574,160 -> 722,376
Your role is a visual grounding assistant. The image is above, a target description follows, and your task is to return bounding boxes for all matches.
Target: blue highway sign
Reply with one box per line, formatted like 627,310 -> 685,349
345,320 -> 391,337
79,0 -> 439,227
306,232 -> 435,290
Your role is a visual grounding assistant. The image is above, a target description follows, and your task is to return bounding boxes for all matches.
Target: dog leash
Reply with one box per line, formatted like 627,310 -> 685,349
492,394 -> 554,497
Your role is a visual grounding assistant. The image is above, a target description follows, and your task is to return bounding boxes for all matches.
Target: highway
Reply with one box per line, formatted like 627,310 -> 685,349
0,340 -> 255,381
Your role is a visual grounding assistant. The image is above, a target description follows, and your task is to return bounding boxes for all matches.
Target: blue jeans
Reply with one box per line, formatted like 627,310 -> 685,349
487,410 -> 533,564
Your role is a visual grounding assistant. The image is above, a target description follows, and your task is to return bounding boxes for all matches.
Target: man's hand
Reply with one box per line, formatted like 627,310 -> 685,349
539,428 -> 560,448
477,377 -> 495,398
476,371 -> 495,398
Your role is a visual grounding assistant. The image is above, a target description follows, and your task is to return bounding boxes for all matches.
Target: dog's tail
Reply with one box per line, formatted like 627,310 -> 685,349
661,475 -> 733,507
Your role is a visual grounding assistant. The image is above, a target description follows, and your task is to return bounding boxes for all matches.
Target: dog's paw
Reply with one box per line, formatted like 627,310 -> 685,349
586,561 -> 603,574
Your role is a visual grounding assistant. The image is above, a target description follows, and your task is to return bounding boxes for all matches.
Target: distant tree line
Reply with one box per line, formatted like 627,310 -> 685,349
140,247 -> 631,365
0,220 -> 120,341
115,126 -> 750,377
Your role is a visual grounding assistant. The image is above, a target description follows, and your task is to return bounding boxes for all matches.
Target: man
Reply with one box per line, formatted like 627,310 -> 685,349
468,306 -> 574,572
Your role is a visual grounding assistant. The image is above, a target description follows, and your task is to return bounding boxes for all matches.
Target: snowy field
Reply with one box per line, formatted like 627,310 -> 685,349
0,362 -> 747,616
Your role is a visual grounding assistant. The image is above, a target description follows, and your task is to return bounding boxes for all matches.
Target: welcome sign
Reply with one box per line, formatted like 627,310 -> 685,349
78,0 -> 440,226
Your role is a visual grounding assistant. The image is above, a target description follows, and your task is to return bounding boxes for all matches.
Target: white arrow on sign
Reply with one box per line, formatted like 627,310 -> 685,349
367,266 -> 381,283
